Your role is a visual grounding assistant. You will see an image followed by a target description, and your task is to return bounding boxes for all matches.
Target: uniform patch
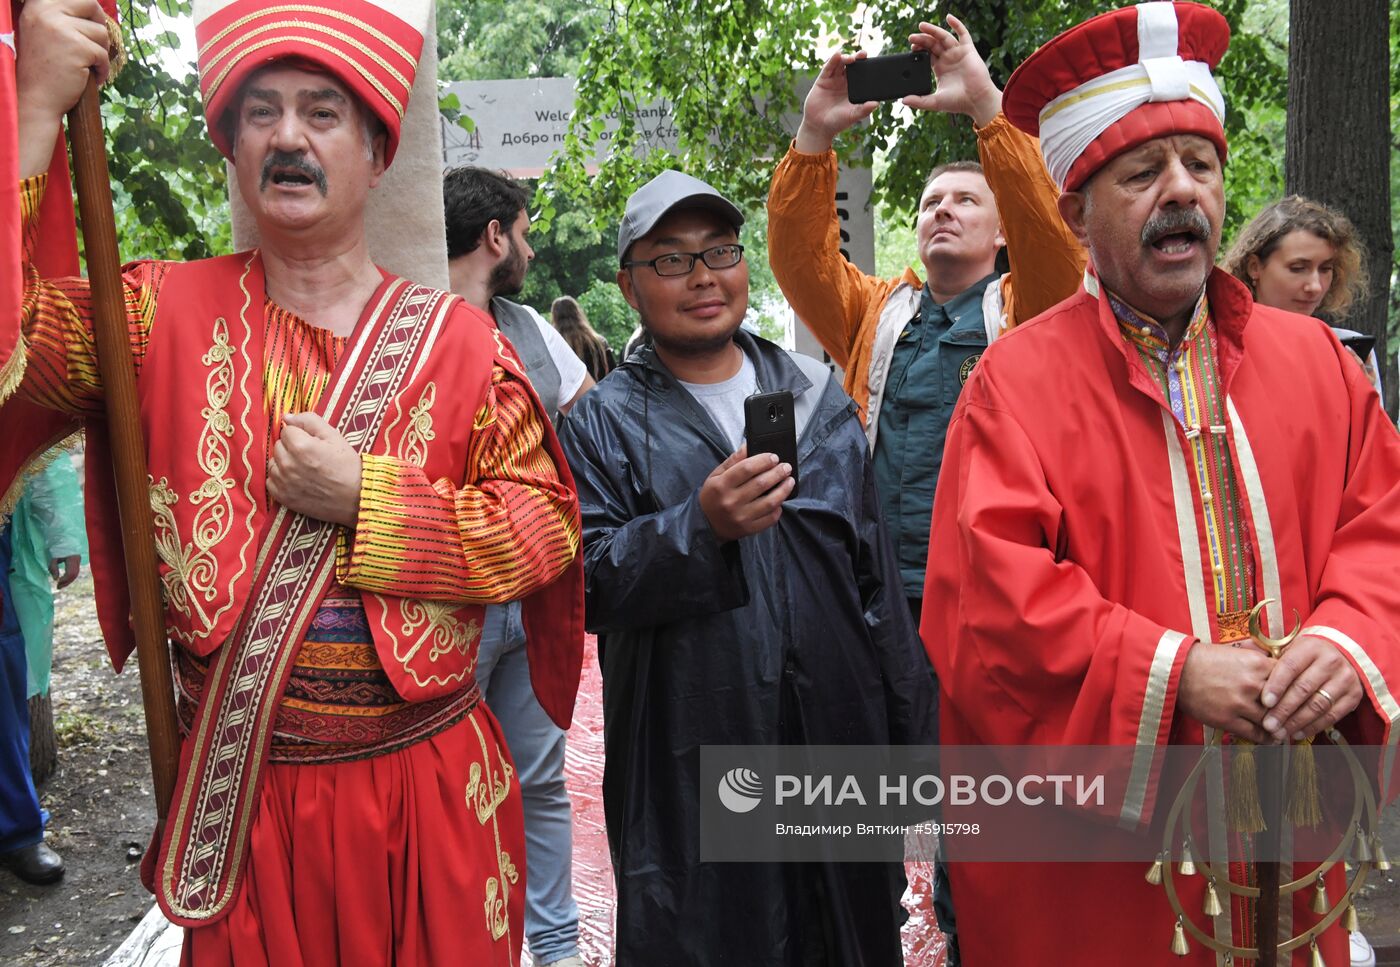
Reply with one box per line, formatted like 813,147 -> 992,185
959,354 -> 981,385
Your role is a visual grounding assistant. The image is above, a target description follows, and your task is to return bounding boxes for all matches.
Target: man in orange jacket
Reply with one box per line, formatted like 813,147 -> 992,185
768,19 -> 1084,959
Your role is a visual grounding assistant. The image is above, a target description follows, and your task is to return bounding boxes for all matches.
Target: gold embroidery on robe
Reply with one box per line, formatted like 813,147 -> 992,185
396,381 -> 437,468
379,596 -> 483,688
149,318 -> 238,640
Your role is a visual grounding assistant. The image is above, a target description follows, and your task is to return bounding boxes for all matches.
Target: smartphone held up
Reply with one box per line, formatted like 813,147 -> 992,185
846,50 -> 933,104
744,390 -> 799,498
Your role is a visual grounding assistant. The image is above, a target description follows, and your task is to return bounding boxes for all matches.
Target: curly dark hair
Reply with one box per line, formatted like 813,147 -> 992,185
1222,196 -> 1369,320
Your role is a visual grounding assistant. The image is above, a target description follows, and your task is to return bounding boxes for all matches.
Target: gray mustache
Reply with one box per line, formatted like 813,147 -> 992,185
1141,209 -> 1211,247
260,152 -> 328,196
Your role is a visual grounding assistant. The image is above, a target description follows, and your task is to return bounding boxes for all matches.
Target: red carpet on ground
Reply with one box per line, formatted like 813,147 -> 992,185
558,635 -> 948,966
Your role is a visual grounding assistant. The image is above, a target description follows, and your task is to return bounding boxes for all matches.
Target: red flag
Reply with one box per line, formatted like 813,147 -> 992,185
0,1 -> 88,519
0,0 -> 19,403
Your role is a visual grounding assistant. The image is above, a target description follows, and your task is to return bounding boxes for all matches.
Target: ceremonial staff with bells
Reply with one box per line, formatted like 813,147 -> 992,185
924,2 -> 1400,964
4,0 -> 585,960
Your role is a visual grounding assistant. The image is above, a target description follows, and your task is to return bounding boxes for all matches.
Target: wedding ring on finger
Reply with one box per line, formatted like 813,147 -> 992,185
1316,686 -> 1335,708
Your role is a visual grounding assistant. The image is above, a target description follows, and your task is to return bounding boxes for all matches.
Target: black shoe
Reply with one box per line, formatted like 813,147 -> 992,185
1,841 -> 64,885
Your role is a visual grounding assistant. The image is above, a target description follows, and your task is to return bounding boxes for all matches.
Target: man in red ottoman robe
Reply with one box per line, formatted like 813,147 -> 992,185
8,0 -> 584,962
922,3 -> 1400,963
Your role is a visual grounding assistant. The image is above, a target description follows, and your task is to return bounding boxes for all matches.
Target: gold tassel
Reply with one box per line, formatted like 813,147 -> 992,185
1344,903 -> 1359,932
1374,837 -> 1391,872
1228,739 -> 1266,833
1311,876 -> 1330,915
1145,854 -> 1164,886
1203,878 -> 1223,917
1286,735 -> 1323,828
105,15 -> 128,81
1310,938 -> 1326,967
1171,917 -> 1190,956
1179,841 -> 1196,876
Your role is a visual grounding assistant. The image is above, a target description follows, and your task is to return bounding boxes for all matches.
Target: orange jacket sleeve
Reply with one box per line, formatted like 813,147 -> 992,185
767,145 -> 902,369
975,115 -> 1086,326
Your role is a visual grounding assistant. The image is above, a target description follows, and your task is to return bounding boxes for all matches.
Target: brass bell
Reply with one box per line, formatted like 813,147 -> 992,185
1171,916 -> 1189,956
1145,854 -> 1164,886
1203,878 -> 1223,917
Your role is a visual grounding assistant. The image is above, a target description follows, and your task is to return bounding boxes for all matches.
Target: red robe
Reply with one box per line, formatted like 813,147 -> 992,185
922,267 -> 1400,965
8,174 -> 585,963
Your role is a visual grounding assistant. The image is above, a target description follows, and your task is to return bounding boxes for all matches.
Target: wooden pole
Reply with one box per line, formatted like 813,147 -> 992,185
1255,745 -> 1284,967
64,77 -> 180,820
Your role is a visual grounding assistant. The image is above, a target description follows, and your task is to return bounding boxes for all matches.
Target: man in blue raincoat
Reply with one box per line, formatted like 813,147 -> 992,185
558,171 -> 934,966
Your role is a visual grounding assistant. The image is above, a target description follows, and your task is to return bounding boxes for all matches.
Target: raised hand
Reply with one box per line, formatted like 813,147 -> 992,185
17,0 -> 112,178
794,50 -> 879,154
903,15 -> 1002,128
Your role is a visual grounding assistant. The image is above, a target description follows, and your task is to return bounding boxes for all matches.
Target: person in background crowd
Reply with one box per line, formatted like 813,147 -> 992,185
1222,195 -> 1381,401
767,16 -> 1085,959
551,295 -> 615,383
924,3 -> 1400,963
0,456 -> 85,885
559,169 -> 935,966
444,165 -> 588,967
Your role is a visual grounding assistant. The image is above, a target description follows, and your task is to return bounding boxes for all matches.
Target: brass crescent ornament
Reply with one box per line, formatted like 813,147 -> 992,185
1247,599 -> 1303,659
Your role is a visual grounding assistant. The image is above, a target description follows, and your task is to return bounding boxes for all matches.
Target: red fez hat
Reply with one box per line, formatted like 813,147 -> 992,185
1003,1 -> 1230,191
193,0 -> 429,166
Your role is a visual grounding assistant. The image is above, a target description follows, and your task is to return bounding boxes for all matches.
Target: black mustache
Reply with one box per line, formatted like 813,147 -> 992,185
1141,208 -> 1211,247
260,152 -> 328,196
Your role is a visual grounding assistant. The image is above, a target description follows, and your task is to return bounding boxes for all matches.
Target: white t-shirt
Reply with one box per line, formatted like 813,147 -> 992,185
521,304 -> 589,404
678,352 -> 757,452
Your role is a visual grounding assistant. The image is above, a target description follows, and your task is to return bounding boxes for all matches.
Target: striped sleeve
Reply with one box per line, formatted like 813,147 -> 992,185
335,361 -> 581,603
18,176 -> 162,416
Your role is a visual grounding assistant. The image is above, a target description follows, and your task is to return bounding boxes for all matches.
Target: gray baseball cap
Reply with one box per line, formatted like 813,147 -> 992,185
617,170 -> 745,262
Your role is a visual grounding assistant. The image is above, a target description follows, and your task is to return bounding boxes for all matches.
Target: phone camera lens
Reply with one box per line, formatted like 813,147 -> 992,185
768,404 -> 778,422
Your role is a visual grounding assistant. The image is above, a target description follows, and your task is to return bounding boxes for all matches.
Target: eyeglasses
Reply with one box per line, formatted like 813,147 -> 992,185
623,243 -> 745,277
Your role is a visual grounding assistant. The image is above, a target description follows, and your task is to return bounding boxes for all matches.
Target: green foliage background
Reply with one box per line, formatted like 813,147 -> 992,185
98,1 -> 1394,349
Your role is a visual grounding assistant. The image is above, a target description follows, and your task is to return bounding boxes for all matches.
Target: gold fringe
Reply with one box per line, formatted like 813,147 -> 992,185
1171,917 -> 1189,956
1286,735 -> 1323,828
105,15 -> 128,82
0,331 -> 28,409
0,431 -> 83,530
1228,739 -> 1266,833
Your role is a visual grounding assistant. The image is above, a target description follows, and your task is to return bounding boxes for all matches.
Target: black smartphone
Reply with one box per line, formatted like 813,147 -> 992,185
1338,332 -> 1376,360
744,390 -> 799,496
846,51 -> 933,104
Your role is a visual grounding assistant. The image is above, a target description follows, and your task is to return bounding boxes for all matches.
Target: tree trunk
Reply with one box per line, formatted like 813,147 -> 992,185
1285,0 -> 1394,418
28,692 -> 56,784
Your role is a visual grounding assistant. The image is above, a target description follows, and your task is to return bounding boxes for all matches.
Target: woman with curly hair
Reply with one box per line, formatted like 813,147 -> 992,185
550,296 -> 616,383
1223,195 -> 1378,397
1224,195 -> 1369,320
